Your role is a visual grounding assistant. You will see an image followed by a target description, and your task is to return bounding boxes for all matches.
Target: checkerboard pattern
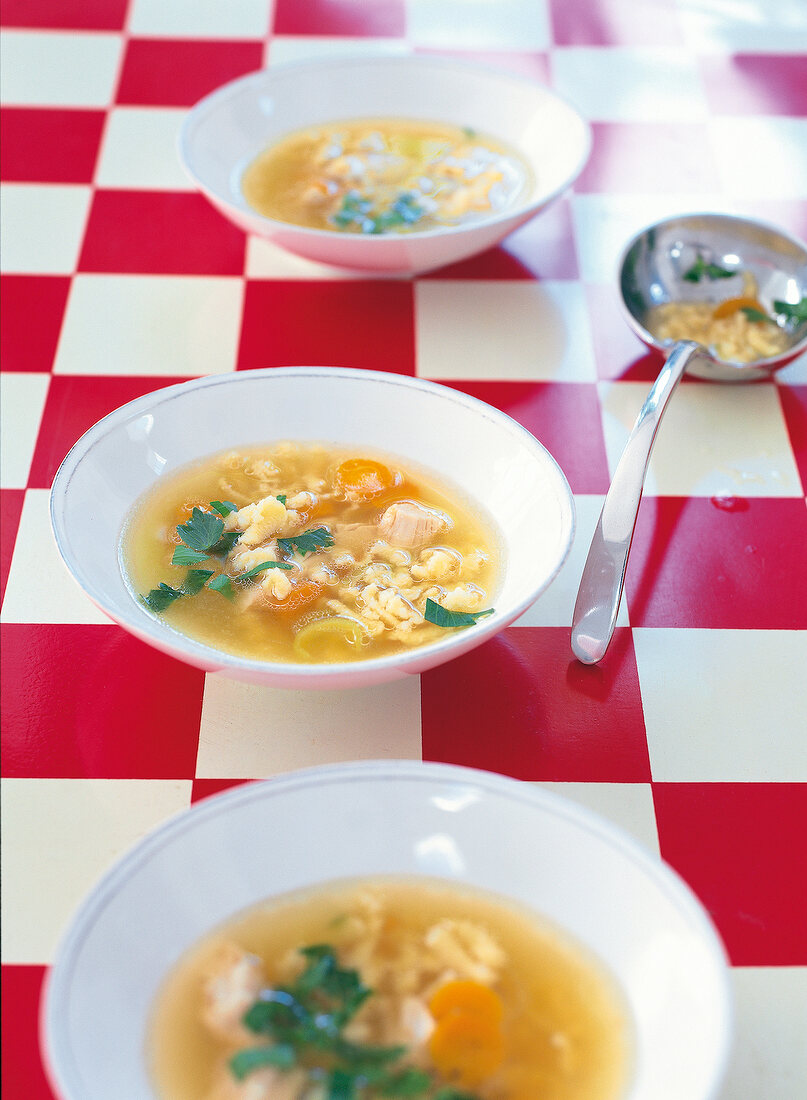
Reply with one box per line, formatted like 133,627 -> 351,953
2,1 -> 807,1097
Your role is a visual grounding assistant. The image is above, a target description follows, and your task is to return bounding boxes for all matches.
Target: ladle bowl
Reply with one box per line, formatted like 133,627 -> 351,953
572,212 -> 807,664
619,211 -> 807,380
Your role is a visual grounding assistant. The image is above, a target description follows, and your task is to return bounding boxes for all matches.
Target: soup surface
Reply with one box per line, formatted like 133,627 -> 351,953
149,876 -> 632,1100
123,443 -> 500,664
645,266 -> 792,363
241,117 -> 532,234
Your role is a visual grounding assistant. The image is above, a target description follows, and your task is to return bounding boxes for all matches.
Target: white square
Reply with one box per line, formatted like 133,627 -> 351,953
53,275 -> 244,376
195,674 -> 422,778
0,374 -> 50,490
0,30 -> 122,107
246,236 -> 356,280
515,494 -> 630,628
1,777 -> 191,964
598,380 -> 802,497
677,0 -> 807,53
537,782 -> 659,856
0,184 -> 91,275
571,193 -> 719,285
1,490 -> 110,624
129,0 -> 272,38
718,968 -> 807,1100
415,280 -> 597,381
95,108 -> 191,190
633,628 -> 807,781
551,47 -> 708,122
406,0 -> 551,50
710,119 -> 807,200
266,36 -> 409,66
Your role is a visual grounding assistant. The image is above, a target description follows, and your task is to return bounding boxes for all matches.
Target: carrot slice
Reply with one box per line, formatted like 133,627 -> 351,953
428,1011 -> 505,1086
712,296 -> 767,320
428,980 -> 503,1025
265,578 -> 323,616
335,458 -> 400,500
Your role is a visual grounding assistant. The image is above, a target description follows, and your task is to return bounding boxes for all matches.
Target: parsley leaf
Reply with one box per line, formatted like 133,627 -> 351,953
235,943 -> 483,1098
177,507 -> 224,552
209,500 -> 238,517
276,494 -> 287,505
277,527 -> 334,558
740,306 -> 772,323
210,530 -> 241,556
424,598 -> 495,629
142,582 -> 183,612
229,1043 -> 296,1080
239,559 -> 293,581
171,545 -> 209,567
773,297 -> 807,324
182,568 -> 214,595
208,574 -> 235,599
682,255 -> 735,283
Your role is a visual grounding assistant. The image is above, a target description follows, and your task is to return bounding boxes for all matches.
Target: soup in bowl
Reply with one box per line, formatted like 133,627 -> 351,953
178,55 -> 591,275
50,368 -> 575,689
41,761 -> 733,1100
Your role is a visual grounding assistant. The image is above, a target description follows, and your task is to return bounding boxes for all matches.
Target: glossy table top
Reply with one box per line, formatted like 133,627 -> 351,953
1,1 -> 806,1097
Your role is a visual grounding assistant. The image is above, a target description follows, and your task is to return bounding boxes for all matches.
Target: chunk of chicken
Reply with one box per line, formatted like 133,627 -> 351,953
204,1064 -> 310,1100
378,502 -> 449,548
201,944 -> 264,1044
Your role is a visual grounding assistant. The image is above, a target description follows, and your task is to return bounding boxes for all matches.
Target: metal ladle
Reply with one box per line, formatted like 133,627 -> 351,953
571,212 -> 807,665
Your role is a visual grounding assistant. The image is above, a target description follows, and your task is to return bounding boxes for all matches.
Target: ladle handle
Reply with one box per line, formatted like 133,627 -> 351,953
571,341 -> 707,664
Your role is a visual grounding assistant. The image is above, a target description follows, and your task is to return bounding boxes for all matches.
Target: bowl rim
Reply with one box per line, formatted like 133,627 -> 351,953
49,367 -> 576,683
616,209 -> 807,371
177,52 -> 593,244
40,758 -> 734,1100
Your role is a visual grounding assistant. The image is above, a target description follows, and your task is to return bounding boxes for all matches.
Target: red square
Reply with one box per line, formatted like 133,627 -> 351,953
273,0 -> 405,36
575,122 -> 720,195
1,966 -> 55,1100
237,280 -> 416,374
0,0 -> 127,30
191,777 -> 254,803
0,109 -> 104,183
549,0 -> 684,46
116,38 -> 264,107
778,383 -> 807,495
700,54 -> 807,116
28,376 -> 190,490
421,627 -> 651,781
0,276 -> 70,373
442,380 -> 611,494
77,190 -> 246,275
0,624 -> 205,779
625,496 -> 807,629
425,199 -> 579,281
1,490 -> 25,605
653,783 -> 807,965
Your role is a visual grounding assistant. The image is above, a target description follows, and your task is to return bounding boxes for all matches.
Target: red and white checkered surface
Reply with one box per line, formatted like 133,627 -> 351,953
2,0 -> 806,1096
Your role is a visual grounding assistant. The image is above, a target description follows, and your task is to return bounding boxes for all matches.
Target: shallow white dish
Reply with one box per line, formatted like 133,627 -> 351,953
178,55 -> 591,275
50,368 -> 575,689
41,760 -> 732,1100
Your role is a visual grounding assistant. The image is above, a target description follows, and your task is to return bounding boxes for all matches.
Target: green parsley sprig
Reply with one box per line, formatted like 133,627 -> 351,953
230,944 -> 481,1099
424,598 -> 495,629
773,297 -> 807,325
141,503 -> 292,613
682,255 -> 735,283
